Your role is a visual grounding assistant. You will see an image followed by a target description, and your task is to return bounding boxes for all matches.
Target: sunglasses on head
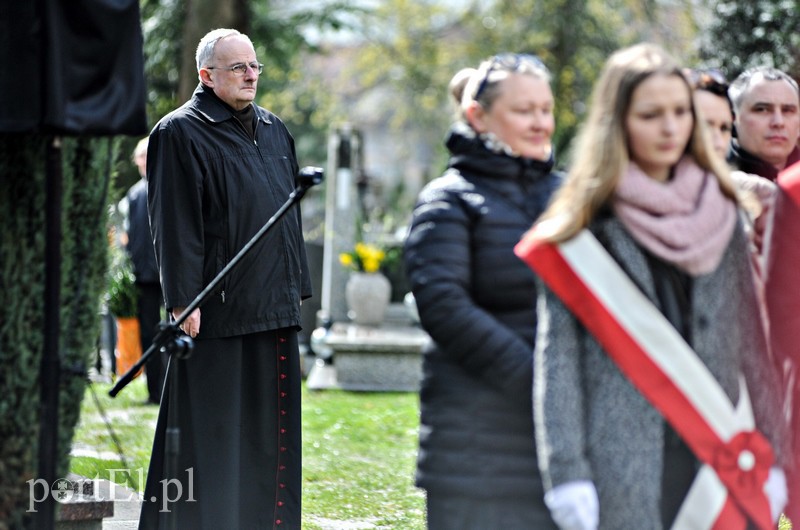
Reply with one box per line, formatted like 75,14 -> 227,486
685,68 -> 729,92
474,53 -> 548,101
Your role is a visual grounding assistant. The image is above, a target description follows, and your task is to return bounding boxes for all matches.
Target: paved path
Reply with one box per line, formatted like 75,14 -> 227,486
84,477 -> 381,529
94,479 -> 141,529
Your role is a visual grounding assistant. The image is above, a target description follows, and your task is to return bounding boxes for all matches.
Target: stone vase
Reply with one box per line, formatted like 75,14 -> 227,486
345,272 -> 392,326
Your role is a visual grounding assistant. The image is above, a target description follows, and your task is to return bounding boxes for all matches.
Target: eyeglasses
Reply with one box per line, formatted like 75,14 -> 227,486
474,53 -> 548,102
206,62 -> 264,76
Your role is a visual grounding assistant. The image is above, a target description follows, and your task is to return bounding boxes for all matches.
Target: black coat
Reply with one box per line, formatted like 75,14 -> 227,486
125,178 -> 159,285
147,84 -> 312,339
141,84 -> 309,528
404,122 -> 562,500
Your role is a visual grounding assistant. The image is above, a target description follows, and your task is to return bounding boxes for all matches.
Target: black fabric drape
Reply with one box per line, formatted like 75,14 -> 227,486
0,0 -> 147,135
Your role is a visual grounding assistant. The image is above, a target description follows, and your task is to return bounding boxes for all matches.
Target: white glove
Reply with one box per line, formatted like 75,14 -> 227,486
544,480 -> 599,530
764,466 -> 788,523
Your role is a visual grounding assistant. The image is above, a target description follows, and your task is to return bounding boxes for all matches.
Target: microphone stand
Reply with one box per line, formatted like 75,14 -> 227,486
108,166 -> 324,527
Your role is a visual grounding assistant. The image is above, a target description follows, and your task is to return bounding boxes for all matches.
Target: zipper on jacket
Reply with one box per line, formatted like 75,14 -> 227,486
221,290 -> 226,304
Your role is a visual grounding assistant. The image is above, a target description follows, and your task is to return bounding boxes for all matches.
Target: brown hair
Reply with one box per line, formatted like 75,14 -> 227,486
536,43 -> 737,243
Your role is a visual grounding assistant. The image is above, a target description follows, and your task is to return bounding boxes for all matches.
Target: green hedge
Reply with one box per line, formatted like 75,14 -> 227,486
0,135 -> 115,529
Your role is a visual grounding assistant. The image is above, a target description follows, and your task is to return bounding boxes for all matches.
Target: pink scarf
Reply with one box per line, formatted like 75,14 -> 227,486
613,157 -> 737,276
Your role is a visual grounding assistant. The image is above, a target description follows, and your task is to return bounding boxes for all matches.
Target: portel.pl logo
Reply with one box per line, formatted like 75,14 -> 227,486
27,467 -> 195,513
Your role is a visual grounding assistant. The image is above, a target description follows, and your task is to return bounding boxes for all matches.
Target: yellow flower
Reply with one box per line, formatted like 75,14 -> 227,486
362,258 -> 381,273
340,242 -> 387,272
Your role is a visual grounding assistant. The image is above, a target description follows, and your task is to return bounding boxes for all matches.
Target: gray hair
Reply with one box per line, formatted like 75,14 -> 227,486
195,28 -> 251,71
728,66 -> 799,114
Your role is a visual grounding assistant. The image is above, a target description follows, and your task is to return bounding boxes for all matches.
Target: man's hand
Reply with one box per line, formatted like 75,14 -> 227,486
173,307 -> 201,338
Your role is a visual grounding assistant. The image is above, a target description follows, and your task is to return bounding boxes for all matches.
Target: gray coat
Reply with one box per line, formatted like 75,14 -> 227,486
533,214 -> 784,529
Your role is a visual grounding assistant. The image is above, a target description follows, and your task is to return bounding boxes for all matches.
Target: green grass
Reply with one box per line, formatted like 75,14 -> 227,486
70,376 -> 425,529
74,377 -> 794,529
302,387 -> 425,529
70,376 -> 158,493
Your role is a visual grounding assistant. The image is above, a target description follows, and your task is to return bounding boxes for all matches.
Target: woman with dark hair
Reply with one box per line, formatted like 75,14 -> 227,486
688,67 -> 776,277
516,43 -> 787,529
404,54 -> 562,528
686,68 -> 735,160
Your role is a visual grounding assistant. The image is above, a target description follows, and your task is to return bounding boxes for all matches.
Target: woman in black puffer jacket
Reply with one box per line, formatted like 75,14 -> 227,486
404,54 -> 563,529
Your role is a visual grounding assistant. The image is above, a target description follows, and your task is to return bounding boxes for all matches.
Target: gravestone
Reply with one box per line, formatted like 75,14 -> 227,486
309,303 -> 429,392
319,125 -> 362,326
54,475 -> 114,530
308,126 -> 430,392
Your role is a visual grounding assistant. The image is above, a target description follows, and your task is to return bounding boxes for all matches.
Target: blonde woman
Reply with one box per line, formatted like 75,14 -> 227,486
515,43 -> 787,529
404,54 -> 562,528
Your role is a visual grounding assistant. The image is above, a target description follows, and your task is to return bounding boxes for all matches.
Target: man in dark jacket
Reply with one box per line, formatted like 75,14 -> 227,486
140,28 -> 311,529
728,66 -> 800,181
121,137 -> 164,405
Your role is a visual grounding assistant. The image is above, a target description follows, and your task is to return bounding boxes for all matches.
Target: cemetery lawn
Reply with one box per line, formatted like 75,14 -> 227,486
70,376 -> 425,529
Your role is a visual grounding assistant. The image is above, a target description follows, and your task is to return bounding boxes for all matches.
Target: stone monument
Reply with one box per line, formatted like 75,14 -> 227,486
308,125 -> 428,392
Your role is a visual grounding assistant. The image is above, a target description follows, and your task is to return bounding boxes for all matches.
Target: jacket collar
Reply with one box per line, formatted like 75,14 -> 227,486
445,121 -> 556,181
728,139 -> 800,182
191,83 -> 272,126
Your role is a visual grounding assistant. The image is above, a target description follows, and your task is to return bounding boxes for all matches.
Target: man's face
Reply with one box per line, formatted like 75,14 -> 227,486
735,77 -> 800,170
200,35 -> 259,111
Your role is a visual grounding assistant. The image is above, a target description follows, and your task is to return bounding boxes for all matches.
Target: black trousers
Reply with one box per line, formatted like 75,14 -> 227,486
136,282 -> 165,403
